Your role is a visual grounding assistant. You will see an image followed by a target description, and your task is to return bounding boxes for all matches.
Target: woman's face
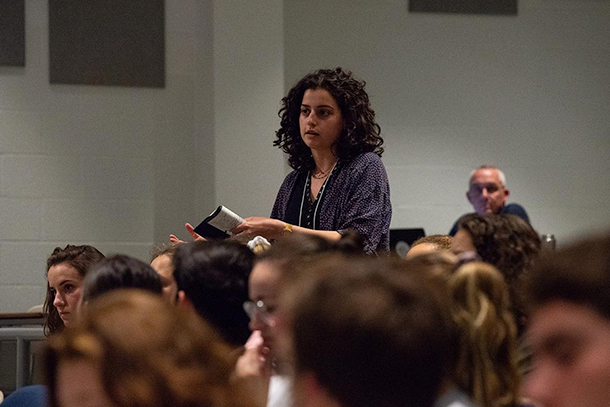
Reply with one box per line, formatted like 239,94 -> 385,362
299,88 -> 344,154
150,254 -> 178,304
248,260 -> 281,352
48,263 -> 84,327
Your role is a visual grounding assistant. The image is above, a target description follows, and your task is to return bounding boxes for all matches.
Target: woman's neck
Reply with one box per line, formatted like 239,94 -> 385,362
311,149 -> 338,173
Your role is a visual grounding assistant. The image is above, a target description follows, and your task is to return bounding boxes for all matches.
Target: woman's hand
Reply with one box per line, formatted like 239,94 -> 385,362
232,217 -> 285,240
234,331 -> 271,407
169,223 -> 206,244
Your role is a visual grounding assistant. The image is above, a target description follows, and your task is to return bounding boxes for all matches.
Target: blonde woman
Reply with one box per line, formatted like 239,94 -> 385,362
449,262 -> 521,407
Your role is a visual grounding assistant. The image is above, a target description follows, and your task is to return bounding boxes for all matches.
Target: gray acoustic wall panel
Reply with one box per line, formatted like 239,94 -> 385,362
409,0 -> 517,15
49,0 -> 165,87
0,0 -> 26,66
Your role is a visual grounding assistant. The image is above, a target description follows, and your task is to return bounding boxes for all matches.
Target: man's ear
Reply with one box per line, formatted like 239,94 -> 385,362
466,190 -> 474,204
503,187 -> 510,201
177,291 -> 194,311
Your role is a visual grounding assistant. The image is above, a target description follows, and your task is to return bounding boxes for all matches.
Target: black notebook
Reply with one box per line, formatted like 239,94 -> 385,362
193,206 -> 244,239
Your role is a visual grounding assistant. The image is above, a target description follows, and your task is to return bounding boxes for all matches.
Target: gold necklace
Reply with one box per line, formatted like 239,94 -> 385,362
312,162 -> 337,179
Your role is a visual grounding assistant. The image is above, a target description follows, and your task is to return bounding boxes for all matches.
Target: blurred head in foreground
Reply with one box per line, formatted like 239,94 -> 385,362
246,232 -> 364,361
282,255 -> 457,407
44,290 -> 253,407
524,233 -> 610,407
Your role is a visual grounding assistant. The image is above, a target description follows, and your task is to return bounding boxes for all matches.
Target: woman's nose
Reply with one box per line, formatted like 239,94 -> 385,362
248,313 -> 265,332
523,364 -> 555,407
306,112 -> 317,126
53,293 -> 64,307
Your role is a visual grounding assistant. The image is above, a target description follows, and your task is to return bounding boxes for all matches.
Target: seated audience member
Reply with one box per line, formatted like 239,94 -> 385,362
451,214 -> 541,336
449,166 -> 529,236
450,262 -> 521,407
281,255 -> 475,407
523,233 -> 610,407
237,232 -> 364,407
173,240 -> 254,347
0,385 -> 47,407
82,254 -> 163,303
44,245 -> 105,336
405,234 -> 453,259
150,244 -> 179,303
44,290 -> 255,407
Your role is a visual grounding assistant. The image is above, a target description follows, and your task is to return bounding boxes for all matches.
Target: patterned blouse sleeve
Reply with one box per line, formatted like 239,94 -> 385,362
336,154 -> 391,253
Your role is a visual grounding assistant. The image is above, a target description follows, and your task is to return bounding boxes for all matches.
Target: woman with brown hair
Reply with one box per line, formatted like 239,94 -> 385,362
43,244 -> 105,336
44,289 -> 256,407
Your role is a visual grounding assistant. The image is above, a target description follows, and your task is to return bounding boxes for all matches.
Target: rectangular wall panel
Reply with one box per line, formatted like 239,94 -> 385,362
0,0 -> 25,66
409,0 -> 517,15
49,0 -> 165,87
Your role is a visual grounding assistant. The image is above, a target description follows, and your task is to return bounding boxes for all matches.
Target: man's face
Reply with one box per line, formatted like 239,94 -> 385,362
525,300 -> 610,407
466,168 -> 509,215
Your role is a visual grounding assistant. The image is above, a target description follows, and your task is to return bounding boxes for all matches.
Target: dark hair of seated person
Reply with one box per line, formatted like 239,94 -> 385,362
458,213 -> 541,335
284,255 -> 458,407
173,240 -> 254,347
82,254 -> 163,302
256,229 -> 365,269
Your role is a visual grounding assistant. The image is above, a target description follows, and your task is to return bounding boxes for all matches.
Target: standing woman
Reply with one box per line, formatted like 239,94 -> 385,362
44,245 -> 105,336
234,67 -> 391,254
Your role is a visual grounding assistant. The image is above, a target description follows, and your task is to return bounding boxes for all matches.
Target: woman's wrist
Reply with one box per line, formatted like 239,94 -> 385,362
282,222 -> 293,235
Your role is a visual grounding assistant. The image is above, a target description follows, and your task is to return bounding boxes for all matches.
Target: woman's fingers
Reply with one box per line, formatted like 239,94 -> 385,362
185,223 -> 205,241
169,234 -> 185,244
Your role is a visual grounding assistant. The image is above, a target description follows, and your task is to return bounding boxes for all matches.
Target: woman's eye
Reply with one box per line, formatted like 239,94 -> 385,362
300,108 -> 309,116
549,340 -> 579,367
318,110 -> 330,117
64,284 -> 74,292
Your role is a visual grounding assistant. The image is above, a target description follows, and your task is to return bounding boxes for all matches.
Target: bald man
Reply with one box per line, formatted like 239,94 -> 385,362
449,165 -> 529,236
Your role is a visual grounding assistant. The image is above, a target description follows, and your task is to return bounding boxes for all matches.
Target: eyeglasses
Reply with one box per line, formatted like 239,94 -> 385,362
243,300 -> 274,324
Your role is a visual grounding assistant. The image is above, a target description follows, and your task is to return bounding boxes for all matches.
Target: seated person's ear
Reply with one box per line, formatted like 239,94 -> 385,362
177,291 -> 194,310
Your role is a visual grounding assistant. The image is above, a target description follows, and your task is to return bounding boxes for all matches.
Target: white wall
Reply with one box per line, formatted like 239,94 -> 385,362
284,0 -> 610,243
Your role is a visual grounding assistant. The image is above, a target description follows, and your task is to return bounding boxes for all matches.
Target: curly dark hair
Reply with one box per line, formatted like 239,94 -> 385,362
458,214 -> 541,335
44,244 -> 105,336
274,67 -> 384,172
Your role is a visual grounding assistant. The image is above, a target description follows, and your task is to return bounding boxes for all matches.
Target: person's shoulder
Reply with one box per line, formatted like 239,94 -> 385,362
503,203 -> 529,220
279,169 -> 300,185
342,152 -> 385,172
504,203 -> 526,211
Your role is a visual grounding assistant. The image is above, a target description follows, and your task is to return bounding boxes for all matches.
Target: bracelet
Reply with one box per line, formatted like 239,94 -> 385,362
283,223 -> 293,234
